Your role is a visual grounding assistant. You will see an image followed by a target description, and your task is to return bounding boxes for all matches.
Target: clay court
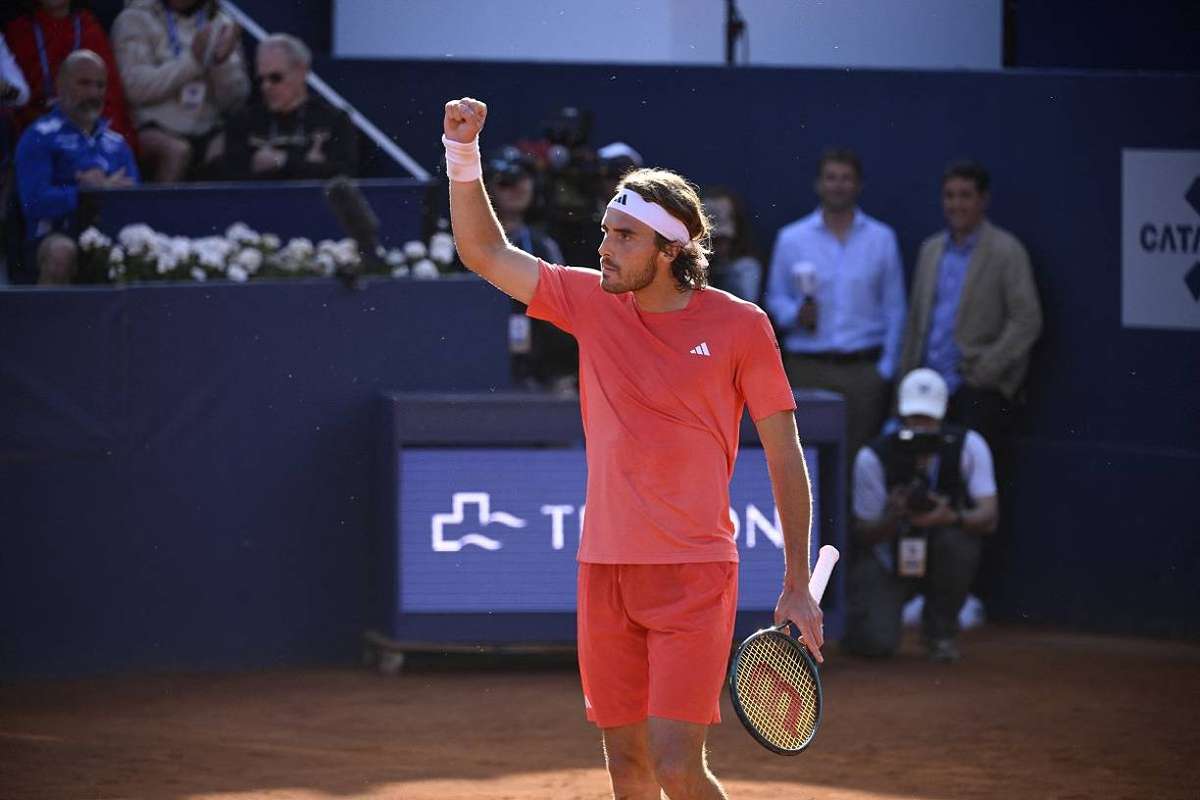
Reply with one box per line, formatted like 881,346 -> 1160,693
2,626 -> 1196,800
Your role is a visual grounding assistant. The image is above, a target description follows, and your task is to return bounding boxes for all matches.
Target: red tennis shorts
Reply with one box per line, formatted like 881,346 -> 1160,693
577,561 -> 739,728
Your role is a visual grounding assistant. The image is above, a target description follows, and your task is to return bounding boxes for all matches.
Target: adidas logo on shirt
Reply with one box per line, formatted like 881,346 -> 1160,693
689,342 -> 711,356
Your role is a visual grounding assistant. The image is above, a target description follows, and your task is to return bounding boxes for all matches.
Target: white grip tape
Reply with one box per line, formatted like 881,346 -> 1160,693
808,545 -> 840,603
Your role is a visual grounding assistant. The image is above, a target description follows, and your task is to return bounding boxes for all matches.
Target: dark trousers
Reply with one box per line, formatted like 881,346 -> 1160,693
843,528 -> 983,657
783,354 -> 890,476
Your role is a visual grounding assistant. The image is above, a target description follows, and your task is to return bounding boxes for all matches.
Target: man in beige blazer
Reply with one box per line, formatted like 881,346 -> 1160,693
897,160 -> 1042,452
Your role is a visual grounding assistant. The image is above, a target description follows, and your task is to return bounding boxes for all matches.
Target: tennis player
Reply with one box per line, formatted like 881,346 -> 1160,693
443,97 -> 823,800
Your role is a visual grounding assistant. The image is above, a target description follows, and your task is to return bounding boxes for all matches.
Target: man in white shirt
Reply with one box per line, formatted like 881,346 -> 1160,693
764,148 -> 907,469
844,368 -> 998,662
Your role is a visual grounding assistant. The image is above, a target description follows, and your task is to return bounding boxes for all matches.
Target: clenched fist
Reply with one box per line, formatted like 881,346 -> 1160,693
444,98 -> 487,143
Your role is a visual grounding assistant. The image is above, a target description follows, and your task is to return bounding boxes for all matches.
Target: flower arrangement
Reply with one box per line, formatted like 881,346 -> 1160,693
75,223 -> 459,285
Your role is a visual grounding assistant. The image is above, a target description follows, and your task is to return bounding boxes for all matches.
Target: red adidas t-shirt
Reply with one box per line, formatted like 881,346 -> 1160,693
527,261 -> 797,564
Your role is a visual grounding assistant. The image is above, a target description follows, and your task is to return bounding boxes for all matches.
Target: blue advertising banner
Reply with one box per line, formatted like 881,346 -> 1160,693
398,447 -> 819,613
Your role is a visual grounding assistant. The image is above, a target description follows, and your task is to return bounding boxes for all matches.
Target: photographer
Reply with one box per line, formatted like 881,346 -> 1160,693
484,146 -> 578,394
844,368 -> 997,663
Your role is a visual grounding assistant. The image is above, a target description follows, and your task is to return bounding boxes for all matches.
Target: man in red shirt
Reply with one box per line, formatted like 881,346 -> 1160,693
443,97 -> 824,800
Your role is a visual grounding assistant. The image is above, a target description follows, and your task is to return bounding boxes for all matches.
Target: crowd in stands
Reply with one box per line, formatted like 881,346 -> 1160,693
0,0 -> 357,284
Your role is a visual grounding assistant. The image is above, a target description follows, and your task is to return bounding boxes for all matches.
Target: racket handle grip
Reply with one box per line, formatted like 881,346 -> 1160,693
808,545 -> 840,602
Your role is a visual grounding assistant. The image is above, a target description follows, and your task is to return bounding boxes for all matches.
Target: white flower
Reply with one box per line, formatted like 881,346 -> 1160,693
79,227 -> 112,251
236,248 -> 263,273
170,236 -> 191,261
108,264 -> 124,281
429,232 -> 455,265
227,264 -> 249,283
150,232 -> 172,258
332,241 -> 358,267
411,258 -> 439,279
108,246 -> 125,264
156,249 -> 179,274
385,249 -> 406,267
190,267 -> 207,282
262,233 -> 281,250
403,240 -> 427,260
196,236 -> 234,257
225,222 -> 259,245
117,223 -> 155,252
286,238 -> 314,257
391,264 -> 410,278
198,246 -> 227,270
315,253 -> 336,276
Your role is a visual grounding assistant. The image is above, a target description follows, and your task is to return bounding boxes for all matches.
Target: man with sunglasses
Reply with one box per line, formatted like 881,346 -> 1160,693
221,33 -> 356,181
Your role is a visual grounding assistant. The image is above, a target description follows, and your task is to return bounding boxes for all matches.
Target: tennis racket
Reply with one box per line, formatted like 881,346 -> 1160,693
729,544 -> 839,755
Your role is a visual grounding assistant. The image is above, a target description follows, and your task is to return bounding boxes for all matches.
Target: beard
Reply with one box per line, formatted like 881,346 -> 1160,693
600,252 -> 657,294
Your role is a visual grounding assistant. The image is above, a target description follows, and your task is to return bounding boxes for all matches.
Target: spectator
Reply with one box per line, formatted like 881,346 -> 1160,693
1,32 -> 31,110
14,49 -> 136,284
221,34 -> 357,181
595,141 -> 641,203
765,147 -> 907,470
896,160 -> 1042,456
843,368 -> 998,663
701,185 -> 763,302
111,0 -> 249,182
485,145 -> 578,394
5,0 -> 136,147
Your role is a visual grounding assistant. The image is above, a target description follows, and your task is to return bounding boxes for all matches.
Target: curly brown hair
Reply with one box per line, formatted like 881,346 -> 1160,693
617,168 -> 712,291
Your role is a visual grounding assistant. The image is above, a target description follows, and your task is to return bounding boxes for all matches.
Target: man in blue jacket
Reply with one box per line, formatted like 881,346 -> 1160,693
15,49 -> 137,284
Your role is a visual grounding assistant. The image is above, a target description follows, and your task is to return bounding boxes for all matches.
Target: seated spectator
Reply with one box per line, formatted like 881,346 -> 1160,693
5,0 -> 136,147
701,185 -> 763,302
1,32 -> 31,110
111,0 -> 249,182
485,146 -> 578,393
843,368 -> 998,663
222,34 -> 357,181
15,49 -> 136,284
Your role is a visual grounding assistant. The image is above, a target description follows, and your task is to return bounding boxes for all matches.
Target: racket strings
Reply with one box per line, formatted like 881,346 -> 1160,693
734,635 -> 820,750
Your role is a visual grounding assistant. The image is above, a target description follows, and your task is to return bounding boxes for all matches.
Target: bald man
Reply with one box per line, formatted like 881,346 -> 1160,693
14,49 -> 138,284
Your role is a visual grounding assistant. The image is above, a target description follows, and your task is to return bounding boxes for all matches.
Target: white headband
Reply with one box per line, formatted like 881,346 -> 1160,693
606,190 -> 691,245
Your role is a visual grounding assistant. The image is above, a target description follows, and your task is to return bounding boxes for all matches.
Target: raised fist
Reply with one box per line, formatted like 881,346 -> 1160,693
443,97 -> 487,143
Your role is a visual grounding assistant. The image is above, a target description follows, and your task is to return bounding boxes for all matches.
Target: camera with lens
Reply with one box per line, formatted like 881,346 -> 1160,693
485,145 -> 535,188
889,428 -> 950,515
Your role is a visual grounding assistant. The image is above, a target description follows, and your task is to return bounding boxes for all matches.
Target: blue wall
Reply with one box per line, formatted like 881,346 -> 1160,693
2,61 -> 1197,682
1011,0 -> 1200,72
319,58 -> 1200,635
0,278 -> 510,678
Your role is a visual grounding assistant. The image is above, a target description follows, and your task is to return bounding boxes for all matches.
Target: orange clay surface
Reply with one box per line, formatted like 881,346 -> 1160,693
1,626 -> 1197,800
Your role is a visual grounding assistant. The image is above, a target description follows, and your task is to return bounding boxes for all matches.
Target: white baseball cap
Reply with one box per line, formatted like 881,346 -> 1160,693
897,368 -> 949,419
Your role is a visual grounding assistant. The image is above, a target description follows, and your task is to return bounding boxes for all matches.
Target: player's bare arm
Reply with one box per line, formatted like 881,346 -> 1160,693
755,409 -> 825,661
443,98 -> 540,304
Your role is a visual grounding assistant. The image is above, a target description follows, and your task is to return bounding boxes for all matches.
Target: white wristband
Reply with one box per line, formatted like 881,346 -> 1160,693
442,134 -> 482,182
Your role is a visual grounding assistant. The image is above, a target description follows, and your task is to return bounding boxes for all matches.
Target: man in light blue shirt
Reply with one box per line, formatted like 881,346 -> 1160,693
923,229 -> 977,396
765,148 -> 907,466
